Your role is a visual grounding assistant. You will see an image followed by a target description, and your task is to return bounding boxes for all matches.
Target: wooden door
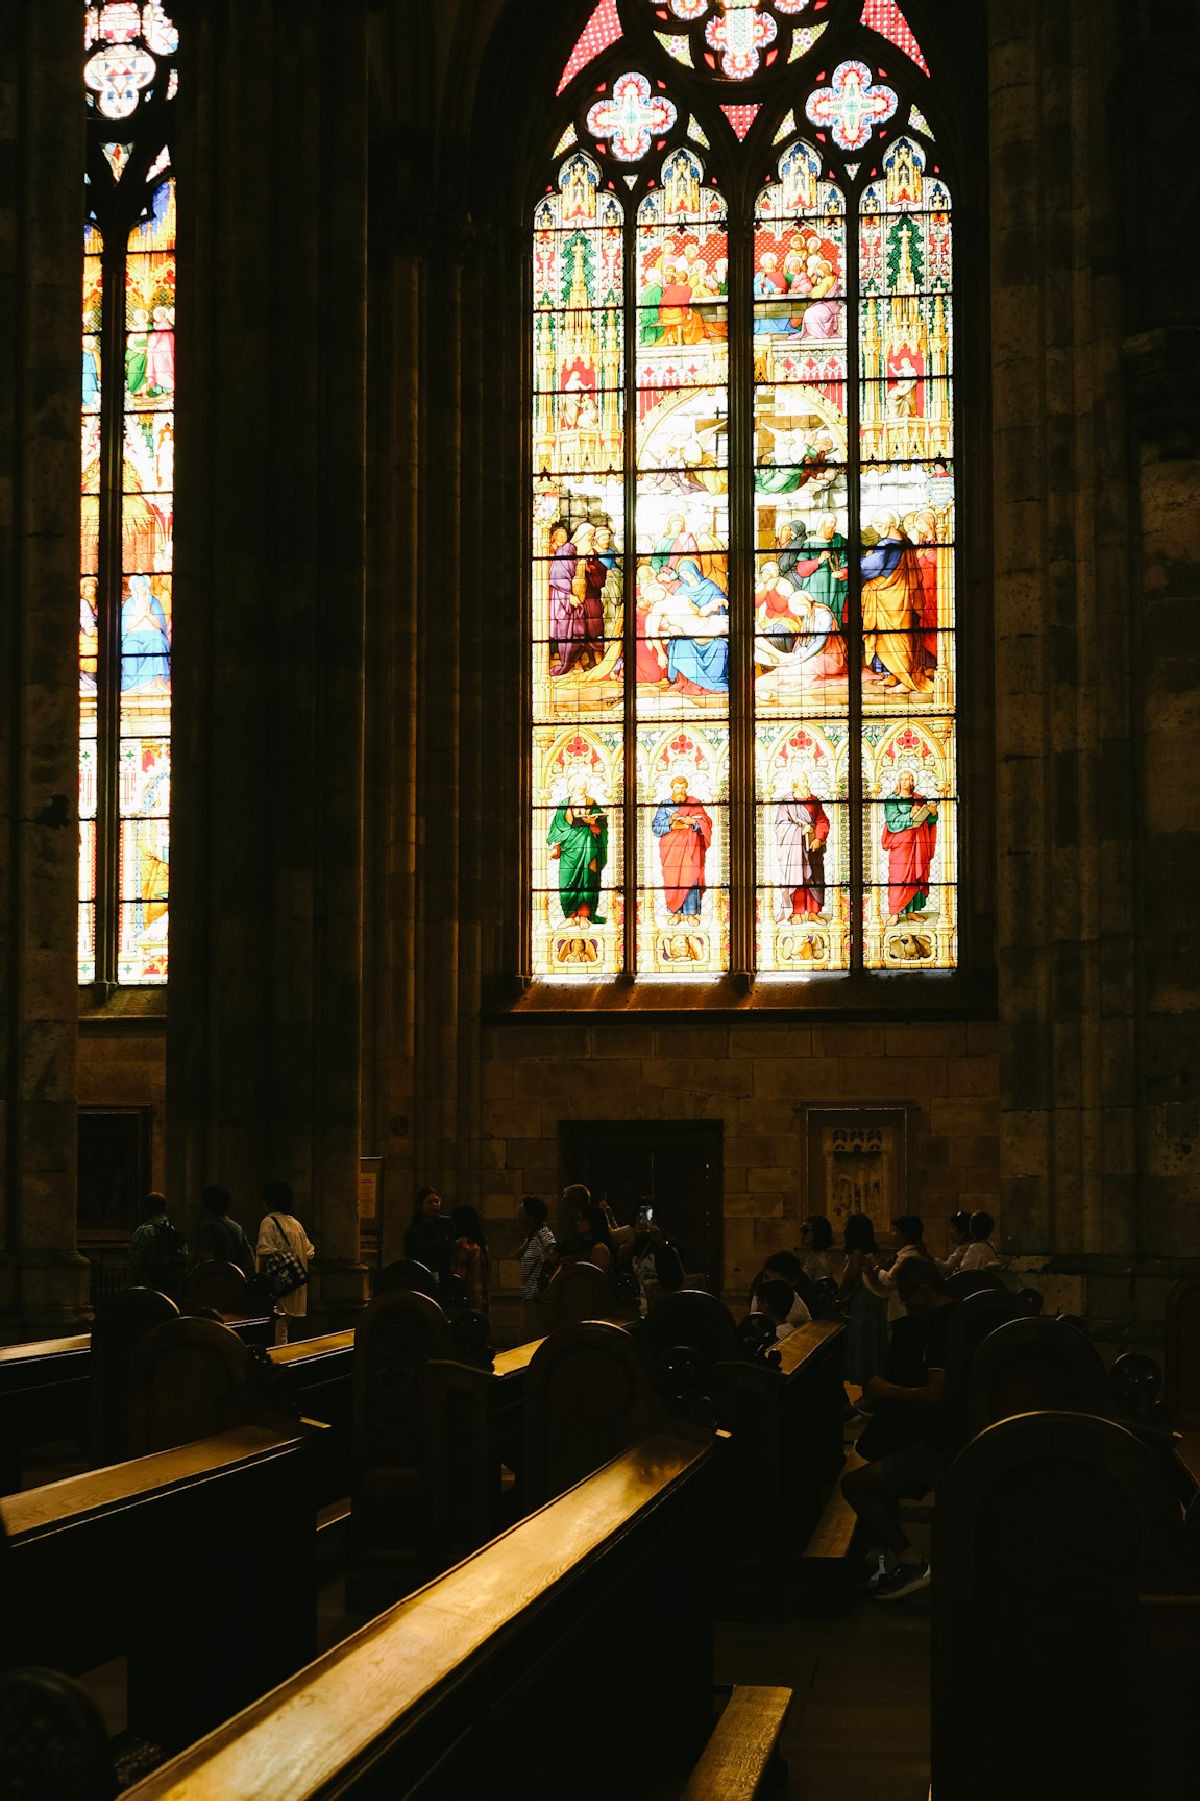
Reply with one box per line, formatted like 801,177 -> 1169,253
558,1120 -> 723,1292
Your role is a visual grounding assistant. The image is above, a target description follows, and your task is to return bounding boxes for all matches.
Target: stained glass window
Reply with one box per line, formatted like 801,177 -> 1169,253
533,3 -> 957,981
81,2 -> 177,988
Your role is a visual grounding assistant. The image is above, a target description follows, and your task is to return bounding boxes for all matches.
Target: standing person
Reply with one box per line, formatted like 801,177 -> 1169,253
450,1205 -> 491,1313
194,1185 -> 255,1279
775,776 -> 831,921
881,768 -> 938,923
864,1216 -> 929,1294
404,1186 -> 457,1288
838,1212 -> 888,1391
568,1189 -> 614,1275
256,1182 -> 316,1342
127,1191 -> 188,1299
938,1210 -> 973,1275
800,1215 -> 839,1285
517,1195 -> 557,1337
959,1210 -> 1004,1271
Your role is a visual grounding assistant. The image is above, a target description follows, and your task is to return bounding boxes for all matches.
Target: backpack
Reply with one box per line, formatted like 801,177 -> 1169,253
144,1220 -> 188,1297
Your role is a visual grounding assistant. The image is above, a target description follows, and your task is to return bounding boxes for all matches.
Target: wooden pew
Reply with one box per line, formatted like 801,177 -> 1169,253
0,1332 -> 91,1493
0,1666 -> 117,1801
636,1290 -> 846,1612
0,1297 -> 279,1492
941,1285 -> 1034,1455
933,1410 -> 1200,1801
267,1327 -> 355,1510
1166,1269 -> 1200,1423
0,1424 -> 317,1756
422,1333 -> 543,1566
122,1431 -> 719,1801
542,1257 -> 619,1329
681,1685 -> 791,1799
964,1312 -> 1112,1442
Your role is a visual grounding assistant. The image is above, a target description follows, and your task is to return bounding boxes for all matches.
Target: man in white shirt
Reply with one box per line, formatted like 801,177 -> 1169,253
256,1180 -> 316,1342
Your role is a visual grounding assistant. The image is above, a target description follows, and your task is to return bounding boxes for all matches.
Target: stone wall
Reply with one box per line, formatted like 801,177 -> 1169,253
473,1021 -> 999,1304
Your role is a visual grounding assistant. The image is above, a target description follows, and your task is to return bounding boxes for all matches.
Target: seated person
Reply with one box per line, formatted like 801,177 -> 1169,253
840,1260 -> 956,1602
754,1277 -> 805,1344
749,1251 -> 815,1328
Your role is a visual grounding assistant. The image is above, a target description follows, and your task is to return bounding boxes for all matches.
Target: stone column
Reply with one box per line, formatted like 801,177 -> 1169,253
0,0 -> 91,1333
1118,0 -> 1200,1271
990,0 -> 1142,1313
167,0 -> 370,1318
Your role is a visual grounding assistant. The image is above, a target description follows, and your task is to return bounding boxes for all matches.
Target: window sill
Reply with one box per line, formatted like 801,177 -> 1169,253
484,968 -> 997,1023
79,987 -> 168,1028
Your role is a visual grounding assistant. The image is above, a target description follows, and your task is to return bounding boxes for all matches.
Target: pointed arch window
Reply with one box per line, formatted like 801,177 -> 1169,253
80,2 -> 178,989
531,0 -> 958,982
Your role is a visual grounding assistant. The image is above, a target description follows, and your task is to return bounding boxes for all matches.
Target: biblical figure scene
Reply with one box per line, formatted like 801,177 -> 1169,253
533,726 -> 623,977
532,155 -> 625,727
532,489 -> 625,721
636,724 -> 729,975
753,531 -> 850,715
634,521 -> 730,714
117,738 -> 170,983
635,149 -> 727,368
755,722 -> 850,971
862,722 -> 956,968
754,142 -> 845,350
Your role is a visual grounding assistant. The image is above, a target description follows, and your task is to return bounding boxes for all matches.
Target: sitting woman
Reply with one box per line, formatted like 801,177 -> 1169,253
749,1250 -> 815,1328
449,1204 -> 491,1313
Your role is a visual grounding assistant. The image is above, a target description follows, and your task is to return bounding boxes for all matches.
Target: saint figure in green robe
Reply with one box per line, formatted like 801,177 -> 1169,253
547,790 -> 608,924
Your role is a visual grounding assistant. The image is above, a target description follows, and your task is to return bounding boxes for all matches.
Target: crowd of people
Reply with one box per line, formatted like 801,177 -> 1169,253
127,1181 -> 315,1339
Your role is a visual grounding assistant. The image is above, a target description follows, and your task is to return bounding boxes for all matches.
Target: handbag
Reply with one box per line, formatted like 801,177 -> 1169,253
259,1214 -> 309,1301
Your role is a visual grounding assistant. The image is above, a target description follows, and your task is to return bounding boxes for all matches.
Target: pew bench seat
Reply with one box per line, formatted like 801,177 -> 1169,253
125,1429 -> 715,1799
0,1424 -> 319,1752
680,1684 -> 791,1799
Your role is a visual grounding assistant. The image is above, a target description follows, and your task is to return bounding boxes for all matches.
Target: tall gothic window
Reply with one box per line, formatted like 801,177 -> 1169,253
80,3 -> 177,989
531,0 -> 957,982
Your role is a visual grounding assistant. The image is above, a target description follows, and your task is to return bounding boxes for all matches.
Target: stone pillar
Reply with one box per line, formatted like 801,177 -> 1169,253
0,0 -> 91,1333
1118,0 -> 1200,1270
990,0 -> 1142,1312
167,0 -> 370,1318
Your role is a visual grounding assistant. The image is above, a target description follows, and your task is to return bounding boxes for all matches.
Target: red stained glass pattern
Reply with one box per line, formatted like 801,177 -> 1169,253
720,104 -> 761,141
860,0 -> 928,76
558,0 -> 624,95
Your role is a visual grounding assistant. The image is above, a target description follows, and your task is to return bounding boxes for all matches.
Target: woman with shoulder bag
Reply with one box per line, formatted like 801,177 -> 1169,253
255,1180 -> 316,1342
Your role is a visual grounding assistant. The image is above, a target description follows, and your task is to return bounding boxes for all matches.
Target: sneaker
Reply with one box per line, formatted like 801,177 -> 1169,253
855,1552 -> 890,1594
872,1559 -> 931,1602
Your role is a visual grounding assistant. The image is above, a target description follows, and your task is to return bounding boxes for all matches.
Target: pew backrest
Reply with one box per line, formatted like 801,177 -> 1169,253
373,1258 -> 438,1300
965,1314 -> 1112,1442
184,1259 -> 253,1318
1166,1270 -> 1200,1421
637,1288 -> 740,1367
543,1258 -> 614,1330
933,1410 -> 1200,1800
128,1316 -> 253,1454
943,1287 -> 1031,1453
0,1666 -> 116,1801
522,1319 -> 675,1506
90,1287 -> 180,1463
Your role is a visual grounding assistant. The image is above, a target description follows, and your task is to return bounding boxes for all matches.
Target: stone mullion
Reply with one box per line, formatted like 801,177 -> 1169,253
991,0 -> 1057,1258
309,0 -> 369,1306
454,229 -> 489,1212
0,0 -> 89,1330
411,239 -> 465,1199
